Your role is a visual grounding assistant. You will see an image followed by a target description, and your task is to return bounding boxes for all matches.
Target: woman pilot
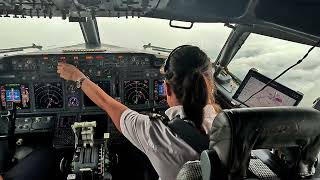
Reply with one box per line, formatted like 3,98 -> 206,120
57,45 -> 221,180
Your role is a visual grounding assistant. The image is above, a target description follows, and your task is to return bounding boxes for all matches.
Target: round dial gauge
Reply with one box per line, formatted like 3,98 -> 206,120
34,82 -> 63,109
68,96 -> 80,107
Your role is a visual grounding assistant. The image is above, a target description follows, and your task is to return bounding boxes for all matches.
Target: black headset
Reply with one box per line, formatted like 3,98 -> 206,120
160,45 -> 212,83
160,45 -> 192,76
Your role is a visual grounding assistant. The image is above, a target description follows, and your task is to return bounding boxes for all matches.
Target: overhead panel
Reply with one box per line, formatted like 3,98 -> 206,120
0,0 -> 167,19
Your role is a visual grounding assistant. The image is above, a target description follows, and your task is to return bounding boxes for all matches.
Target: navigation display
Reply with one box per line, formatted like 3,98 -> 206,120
84,81 -> 111,107
0,84 -> 30,110
124,80 -> 150,105
154,80 -> 167,106
34,82 -> 63,109
233,69 -> 303,107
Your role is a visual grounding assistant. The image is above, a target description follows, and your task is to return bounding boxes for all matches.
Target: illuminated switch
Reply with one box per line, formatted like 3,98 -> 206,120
96,70 -> 101,77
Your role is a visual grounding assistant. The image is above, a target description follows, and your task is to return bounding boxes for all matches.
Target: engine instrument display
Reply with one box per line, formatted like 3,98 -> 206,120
0,84 -> 30,110
124,80 -> 150,105
34,82 -> 64,109
84,81 -> 111,107
154,80 -> 167,106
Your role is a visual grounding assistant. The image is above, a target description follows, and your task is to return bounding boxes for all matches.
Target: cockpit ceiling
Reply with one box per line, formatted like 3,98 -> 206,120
0,0 -> 320,38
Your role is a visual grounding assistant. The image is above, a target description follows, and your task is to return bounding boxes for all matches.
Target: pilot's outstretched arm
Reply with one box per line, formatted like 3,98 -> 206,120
57,62 -> 128,132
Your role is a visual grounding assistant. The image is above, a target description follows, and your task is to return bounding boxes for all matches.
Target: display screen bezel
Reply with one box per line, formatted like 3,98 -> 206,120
83,81 -> 112,108
123,79 -> 150,106
33,81 -> 64,110
0,83 -> 31,110
232,69 -> 304,107
153,79 -> 168,107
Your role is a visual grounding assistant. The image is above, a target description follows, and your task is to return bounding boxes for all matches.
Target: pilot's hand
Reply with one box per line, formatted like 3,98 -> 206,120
57,62 -> 85,81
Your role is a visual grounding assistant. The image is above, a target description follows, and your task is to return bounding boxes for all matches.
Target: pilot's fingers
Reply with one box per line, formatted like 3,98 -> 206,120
59,63 -> 76,71
59,73 -> 67,80
57,68 -> 63,75
58,62 -> 66,65
57,63 -> 63,69
57,62 -> 63,67
57,62 -> 69,70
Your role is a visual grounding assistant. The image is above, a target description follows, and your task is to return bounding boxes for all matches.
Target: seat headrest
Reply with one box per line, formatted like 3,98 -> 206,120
209,107 -> 320,178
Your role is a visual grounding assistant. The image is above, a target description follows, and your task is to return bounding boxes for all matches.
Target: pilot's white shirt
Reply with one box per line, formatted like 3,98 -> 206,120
120,105 -> 217,180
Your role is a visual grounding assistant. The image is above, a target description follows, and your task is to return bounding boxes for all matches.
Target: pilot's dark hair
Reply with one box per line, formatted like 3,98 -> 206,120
162,45 -> 220,131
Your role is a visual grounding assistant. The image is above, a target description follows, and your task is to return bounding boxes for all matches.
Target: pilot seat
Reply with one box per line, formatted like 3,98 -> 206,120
177,107 -> 320,180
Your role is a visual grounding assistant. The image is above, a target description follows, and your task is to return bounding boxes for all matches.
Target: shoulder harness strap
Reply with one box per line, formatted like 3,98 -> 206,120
148,113 -> 170,125
148,113 -> 209,154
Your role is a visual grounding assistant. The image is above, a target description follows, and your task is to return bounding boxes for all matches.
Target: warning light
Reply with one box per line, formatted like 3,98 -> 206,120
85,56 -> 94,60
96,55 -> 104,60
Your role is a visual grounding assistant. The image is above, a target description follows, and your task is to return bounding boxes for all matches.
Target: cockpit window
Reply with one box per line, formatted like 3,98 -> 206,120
0,18 -> 84,49
97,17 -> 231,59
1,17 -> 231,59
228,33 -> 320,107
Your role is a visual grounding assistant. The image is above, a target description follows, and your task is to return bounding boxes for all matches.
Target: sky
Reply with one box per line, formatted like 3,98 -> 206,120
228,34 -> 320,107
0,17 -> 319,107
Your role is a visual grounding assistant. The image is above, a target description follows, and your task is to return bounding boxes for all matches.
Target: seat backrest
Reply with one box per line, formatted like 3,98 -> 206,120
206,107 -> 320,179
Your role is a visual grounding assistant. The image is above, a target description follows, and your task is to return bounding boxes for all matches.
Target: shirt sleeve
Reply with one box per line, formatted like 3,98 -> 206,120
119,109 -> 200,180
119,109 -> 152,153
120,109 -> 182,154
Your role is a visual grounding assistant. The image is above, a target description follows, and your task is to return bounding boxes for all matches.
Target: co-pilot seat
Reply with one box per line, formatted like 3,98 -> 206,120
177,107 -> 320,180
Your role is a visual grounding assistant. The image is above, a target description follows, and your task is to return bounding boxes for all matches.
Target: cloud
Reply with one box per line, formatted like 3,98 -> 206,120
0,17 -> 84,49
97,17 -> 232,59
229,34 -> 320,107
0,17 -> 318,107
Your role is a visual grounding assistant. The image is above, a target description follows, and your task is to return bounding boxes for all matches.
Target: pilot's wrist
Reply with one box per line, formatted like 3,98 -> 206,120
73,71 -> 86,82
76,75 -> 89,89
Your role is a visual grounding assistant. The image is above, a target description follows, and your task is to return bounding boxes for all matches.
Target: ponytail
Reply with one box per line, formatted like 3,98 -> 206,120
181,71 -> 208,130
163,45 -> 220,131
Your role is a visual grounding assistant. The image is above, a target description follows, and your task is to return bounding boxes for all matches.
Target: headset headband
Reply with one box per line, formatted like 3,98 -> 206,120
160,45 -> 192,75
160,45 -> 211,79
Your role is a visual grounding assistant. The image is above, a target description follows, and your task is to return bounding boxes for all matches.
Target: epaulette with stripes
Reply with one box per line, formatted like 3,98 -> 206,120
148,113 -> 170,125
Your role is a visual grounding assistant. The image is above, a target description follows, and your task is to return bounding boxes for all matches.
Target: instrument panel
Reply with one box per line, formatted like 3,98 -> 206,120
0,53 -> 168,113
0,52 -> 168,148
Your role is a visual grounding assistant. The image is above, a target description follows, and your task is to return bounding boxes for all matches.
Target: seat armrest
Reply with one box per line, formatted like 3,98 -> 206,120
201,150 -> 227,180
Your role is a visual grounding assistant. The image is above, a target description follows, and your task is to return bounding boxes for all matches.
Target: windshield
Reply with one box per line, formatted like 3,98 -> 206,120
97,18 -> 231,59
0,17 -> 231,59
0,18 -> 84,49
228,33 -> 320,107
